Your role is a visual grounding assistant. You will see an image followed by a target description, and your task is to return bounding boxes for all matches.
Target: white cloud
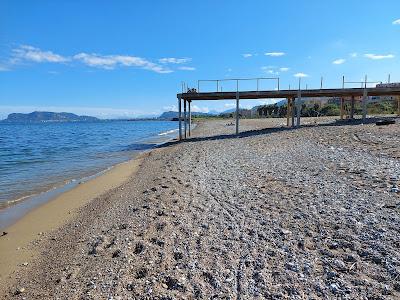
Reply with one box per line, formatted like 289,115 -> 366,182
392,19 -> 400,25
258,99 -> 279,105
242,53 -> 252,58
12,45 -> 69,63
0,64 -> 9,71
350,52 -> 358,58
8,45 -> 175,73
158,57 -> 191,64
73,53 -> 116,69
332,58 -> 346,65
74,53 -> 172,73
265,52 -> 285,57
294,73 -> 308,78
163,105 -> 177,111
261,66 -> 275,70
261,66 -> 289,75
364,53 -> 395,60
191,105 -> 209,113
261,66 -> 277,74
224,103 -> 236,108
162,104 -> 207,113
178,66 -> 196,71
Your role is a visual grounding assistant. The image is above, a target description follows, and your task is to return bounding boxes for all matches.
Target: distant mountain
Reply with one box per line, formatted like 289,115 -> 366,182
158,111 -> 212,120
2,111 -> 99,122
275,99 -> 287,107
220,108 -> 236,114
159,101 -> 287,119
207,110 -> 221,115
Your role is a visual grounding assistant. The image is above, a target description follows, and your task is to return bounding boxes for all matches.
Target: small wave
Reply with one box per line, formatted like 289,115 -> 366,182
0,194 -> 34,210
158,129 -> 178,136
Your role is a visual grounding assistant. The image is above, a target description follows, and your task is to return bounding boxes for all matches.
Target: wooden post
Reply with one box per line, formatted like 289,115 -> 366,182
236,92 -> 240,134
340,97 -> 344,120
350,96 -> 355,120
188,100 -> 192,137
362,89 -> 367,121
178,97 -> 182,140
184,100 -> 187,139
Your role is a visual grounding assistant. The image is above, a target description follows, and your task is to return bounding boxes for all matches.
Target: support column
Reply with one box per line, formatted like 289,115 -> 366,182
286,98 -> 290,127
184,100 -> 187,139
296,91 -> 302,127
362,89 -> 368,121
397,96 -> 400,116
291,98 -> 295,128
188,100 -> 192,137
236,92 -> 240,134
178,97 -> 182,140
340,97 -> 344,120
350,96 -> 355,120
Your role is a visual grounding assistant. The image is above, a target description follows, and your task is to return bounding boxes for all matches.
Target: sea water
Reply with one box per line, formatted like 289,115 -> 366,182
0,120 -> 178,221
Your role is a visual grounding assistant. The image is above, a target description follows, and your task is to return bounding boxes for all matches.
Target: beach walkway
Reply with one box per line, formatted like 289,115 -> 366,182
1,117 -> 400,299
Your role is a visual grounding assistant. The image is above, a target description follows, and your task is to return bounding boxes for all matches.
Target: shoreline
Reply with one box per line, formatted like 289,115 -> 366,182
0,166 -> 114,229
0,127 -> 180,230
0,124 -> 181,293
0,150 -> 146,290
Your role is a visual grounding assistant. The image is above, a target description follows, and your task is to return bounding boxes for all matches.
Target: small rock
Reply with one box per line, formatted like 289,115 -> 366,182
326,271 -> 337,280
285,262 -> 299,272
328,241 -> 339,249
174,252 -> 183,260
135,267 -> 148,279
134,242 -> 144,254
15,287 -> 25,295
394,283 -> 400,292
329,283 -> 341,294
343,254 -> 357,263
112,249 -> 122,258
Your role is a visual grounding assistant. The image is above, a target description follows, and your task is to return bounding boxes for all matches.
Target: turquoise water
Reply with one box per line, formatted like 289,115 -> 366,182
0,120 -> 178,208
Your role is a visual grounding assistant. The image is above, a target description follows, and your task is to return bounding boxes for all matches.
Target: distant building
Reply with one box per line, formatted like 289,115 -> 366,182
376,82 -> 400,88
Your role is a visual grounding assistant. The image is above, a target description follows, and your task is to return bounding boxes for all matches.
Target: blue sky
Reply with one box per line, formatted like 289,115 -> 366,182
1,0 -> 400,119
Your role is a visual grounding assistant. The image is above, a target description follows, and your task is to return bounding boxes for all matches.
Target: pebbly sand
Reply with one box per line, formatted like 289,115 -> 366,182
1,117 -> 399,299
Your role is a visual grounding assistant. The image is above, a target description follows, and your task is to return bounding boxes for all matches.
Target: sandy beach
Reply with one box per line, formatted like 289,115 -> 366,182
1,117 -> 400,299
0,157 -> 143,295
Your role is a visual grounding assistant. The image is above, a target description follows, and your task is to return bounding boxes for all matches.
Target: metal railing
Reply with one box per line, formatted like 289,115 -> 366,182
342,75 -> 381,89
197,77 -> 280,93
180,74 -> 394,94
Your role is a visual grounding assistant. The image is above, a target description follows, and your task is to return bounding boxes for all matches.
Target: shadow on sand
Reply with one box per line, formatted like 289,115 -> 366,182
157,116 -> 399,148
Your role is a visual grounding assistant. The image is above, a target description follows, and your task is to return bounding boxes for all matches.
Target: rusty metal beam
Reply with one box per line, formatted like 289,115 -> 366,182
178,87 -> 400,101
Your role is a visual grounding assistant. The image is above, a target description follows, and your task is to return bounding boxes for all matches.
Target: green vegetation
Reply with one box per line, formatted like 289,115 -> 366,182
186,99 -> 398,121
253,100 -> 398,118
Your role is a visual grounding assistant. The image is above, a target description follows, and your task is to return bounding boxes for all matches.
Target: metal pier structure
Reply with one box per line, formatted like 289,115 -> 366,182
176,76 -> 400,140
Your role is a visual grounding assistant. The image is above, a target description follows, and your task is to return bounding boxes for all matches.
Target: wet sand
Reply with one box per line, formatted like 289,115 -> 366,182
1,117 -> 400,299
